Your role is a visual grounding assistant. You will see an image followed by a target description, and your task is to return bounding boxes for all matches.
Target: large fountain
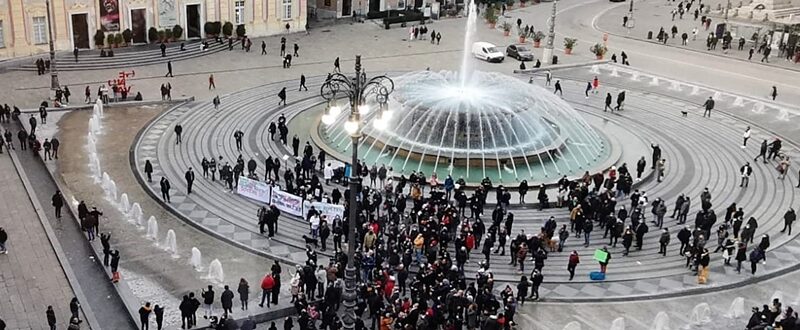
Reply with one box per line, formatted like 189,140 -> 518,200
317,0 -> 607,186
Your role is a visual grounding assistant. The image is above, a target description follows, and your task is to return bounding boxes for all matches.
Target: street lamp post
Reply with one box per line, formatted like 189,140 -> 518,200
542,0 -> 557,64
45,0 -> 60,90
319,55 -> 394,330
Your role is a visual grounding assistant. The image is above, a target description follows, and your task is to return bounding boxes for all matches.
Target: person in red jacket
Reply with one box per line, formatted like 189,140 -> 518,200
465,233 -> 476,259
259,274 -> 275,308
567,250 -> 580,281
383,276 -> 395,298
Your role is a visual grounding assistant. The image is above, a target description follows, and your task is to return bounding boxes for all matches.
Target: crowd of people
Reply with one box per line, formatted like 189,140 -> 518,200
639,0 -> 800,66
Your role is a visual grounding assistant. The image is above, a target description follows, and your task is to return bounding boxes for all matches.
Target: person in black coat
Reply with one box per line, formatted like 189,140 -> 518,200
221,285 -> 234,317
144,160 -> 154,182
650,144 -> 661,169
153,305 -> 164,330
185,168 -> 195,194
51,190 -> 64,218
160,177 -> 171,203
46,305 -> 56,330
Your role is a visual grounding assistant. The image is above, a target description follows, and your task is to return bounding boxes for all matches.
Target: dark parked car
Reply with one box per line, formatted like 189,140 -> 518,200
506,44 -> 534,61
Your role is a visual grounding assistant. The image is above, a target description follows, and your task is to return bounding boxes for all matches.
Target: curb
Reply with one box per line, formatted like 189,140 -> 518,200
192,305 -> 297,330
5,134 -> 102,329
514,59 -> 611,74
20,97 -> 196,113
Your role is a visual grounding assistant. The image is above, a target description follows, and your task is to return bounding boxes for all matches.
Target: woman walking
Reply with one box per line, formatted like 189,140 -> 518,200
567,250 -> 580,280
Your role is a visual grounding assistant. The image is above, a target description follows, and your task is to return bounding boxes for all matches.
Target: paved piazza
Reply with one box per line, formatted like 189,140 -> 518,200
1,0 -> 800,329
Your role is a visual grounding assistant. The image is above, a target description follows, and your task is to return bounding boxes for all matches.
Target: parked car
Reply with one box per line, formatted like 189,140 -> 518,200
472,42 -> 505,62
506,44 -> 534,61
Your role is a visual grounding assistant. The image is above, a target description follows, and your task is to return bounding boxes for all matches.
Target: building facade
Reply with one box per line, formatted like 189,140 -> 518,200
0,0 -> 306,58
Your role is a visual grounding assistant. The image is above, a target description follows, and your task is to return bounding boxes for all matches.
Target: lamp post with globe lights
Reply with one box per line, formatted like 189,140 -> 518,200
318,54 -> 394,330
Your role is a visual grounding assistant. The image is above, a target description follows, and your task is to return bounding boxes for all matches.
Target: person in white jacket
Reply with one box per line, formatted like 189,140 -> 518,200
742,126 -> 751,148
324,163 -> 334,184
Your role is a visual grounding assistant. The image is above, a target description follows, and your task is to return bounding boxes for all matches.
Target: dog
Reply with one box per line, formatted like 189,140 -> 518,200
302,235 -> 319,247
681,110 -> 688,117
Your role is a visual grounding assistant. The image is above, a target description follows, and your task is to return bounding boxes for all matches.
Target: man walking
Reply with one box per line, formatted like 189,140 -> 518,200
208,74 -> 216,90
174,124 -> 183,144
299,74 -> 308,91
293,43 -> 299,57
278,87 -> 287,106
702,96 -> 714,117
185,168 -> 195,194
334,57 -> 341,73
52,190 -> 64,219
234,129 -> 244,151
165,61 -> 173,77
754,139 -> 768,163
781,208 -> 796,235
604,93 -> 613,112
160,177 -> 171,203
740,162 -> 752,187
261,41 -> 267,55
553,80 -> 563,96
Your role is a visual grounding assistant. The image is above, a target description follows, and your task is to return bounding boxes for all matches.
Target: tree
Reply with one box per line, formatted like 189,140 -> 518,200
106,34 -> 115,47
235,24 -> 246,38
114,33 -> 124,47
94,30 -> 105,47
148,27 -> 159,43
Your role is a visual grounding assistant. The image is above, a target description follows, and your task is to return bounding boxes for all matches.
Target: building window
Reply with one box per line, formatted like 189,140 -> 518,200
282,0 -> 292,20
32,16 -> 47,45
324,0 -> 330,7
0,21 -> 5,48
234,1 -> 246,24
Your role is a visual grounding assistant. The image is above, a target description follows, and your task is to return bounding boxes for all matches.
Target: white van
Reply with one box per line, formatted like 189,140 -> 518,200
472,42 -> 505,63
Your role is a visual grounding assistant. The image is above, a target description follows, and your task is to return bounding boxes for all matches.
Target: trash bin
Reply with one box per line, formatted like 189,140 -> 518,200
647,31 -> 653,39
552,55 -> 558,65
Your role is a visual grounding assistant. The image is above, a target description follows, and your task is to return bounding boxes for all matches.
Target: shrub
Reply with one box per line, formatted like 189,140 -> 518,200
484,5 -> 497,24
500,21 -> 512,32
533,31 -> 545,42
235,24 -> 246,38
157,29 -> 166,42
204,22 -> 215,35
94,30 -> 105,47
148,27 -> 159,43
172,25 -> 183,40
106,34 -> 115,46
589,43 -> 607,56
212,22 -> 222,35
122,29 -> 133,44
222,22 -> 234,37
114,33 -> 123,46
165,28 -> 173,40
563,37 -> 578,49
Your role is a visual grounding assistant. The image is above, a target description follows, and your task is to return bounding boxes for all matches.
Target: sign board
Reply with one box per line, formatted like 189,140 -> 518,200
270,189 -> 304,216
593,249 -> 609,263
303,201 -> 345,221
237,176 -> 272,203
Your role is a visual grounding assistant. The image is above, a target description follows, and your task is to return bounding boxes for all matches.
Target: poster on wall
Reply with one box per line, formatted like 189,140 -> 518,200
158,0 -> 178,28
99,0 -> 121,31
